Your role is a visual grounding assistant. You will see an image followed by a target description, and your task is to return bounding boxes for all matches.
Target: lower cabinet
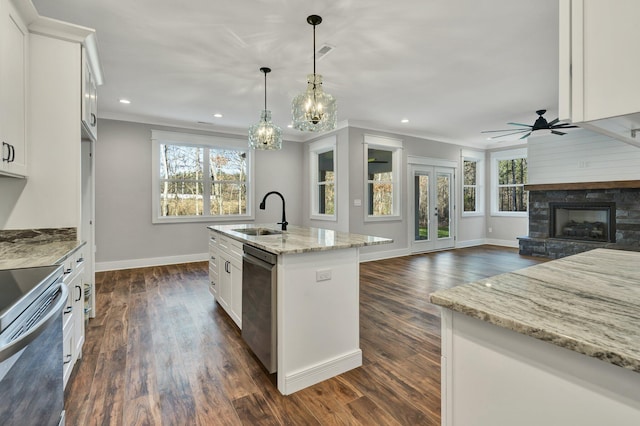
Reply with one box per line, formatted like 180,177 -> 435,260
209,231 -> 242,328
61,247 -> 86,389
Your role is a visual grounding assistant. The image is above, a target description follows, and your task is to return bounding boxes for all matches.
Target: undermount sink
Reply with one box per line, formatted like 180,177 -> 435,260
232,228 -> 283,236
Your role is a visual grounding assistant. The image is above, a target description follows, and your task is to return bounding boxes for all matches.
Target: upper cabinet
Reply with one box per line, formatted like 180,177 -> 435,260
559,0 -> 640,146
0,0 -> 29,178
81,47 -> 98,141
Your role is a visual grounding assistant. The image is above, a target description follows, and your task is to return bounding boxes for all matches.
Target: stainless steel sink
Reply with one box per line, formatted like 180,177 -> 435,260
232,228 -> 283,236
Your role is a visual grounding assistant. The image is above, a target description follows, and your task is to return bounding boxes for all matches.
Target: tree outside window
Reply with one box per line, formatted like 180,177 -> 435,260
497,157 -> 527,212
463,160 -> 477,213
367,148 -> 394,216
317,150 -> 335,215
309,136 -> 337,220
153,131 -> 252,223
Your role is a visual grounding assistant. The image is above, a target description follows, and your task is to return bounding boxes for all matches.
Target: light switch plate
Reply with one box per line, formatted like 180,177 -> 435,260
316,269 -> 332,282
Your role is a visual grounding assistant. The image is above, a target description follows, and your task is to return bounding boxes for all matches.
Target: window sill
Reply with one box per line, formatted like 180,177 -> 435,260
461,212 -> 485,218
310,214 -> 337,222
152,214 -> 254,224
489,212 -> 528,218
365,214 -> 402,222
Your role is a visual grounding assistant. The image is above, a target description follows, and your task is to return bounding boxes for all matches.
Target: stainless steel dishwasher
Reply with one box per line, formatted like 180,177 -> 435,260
242,244 -> 277,373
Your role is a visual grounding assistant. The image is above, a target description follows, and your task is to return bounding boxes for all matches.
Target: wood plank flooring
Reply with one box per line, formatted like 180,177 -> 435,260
64,246 -> 546,425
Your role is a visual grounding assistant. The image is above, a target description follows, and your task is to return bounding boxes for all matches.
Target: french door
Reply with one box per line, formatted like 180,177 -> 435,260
410,164 -> 455,252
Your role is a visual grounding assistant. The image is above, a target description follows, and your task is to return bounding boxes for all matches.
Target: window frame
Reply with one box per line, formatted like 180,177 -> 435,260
363,134 -> 403,222
151,130 -> 254,224
309,136 -> 337,221
490,147 -> 528,217
461,150 -> 485,217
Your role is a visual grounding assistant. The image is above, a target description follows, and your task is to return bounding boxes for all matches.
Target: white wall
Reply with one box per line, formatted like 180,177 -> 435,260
94,119 -> 303,270
528,128 -> 640,184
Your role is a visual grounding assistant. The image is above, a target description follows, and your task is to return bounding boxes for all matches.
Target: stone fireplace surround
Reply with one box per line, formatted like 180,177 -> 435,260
518,180 -> 640,259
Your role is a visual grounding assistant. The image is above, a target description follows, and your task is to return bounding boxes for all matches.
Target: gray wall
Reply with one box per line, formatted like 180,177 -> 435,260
95,119 -> 303,267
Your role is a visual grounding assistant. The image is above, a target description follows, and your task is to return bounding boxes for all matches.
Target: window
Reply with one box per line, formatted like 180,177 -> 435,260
152,130 -> 253,223
364,134 -> 402,221
490,148 -> 528,216
462,151 -> 484,216
309,136 -> 337,220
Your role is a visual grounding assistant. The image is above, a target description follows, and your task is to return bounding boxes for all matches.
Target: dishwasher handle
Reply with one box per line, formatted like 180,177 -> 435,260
243,252 -> 276,271
0,283 -> 67,363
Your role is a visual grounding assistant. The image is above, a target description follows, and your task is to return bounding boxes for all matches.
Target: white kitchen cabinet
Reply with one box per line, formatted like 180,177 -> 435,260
208,233 -> 219,298
0,0 -> 28,177
209,231 -> 243,328
559,0 -> 640,146
81,46 -> 98,141
61,246 -> 86,389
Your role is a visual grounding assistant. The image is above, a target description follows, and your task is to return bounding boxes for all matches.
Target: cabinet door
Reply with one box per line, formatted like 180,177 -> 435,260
81,48 -> 98,141
0,0 -> 28,177
230,259 -> 242,328
69,267 -> 85,364
218,254 -> 231,310
568,0 -> 640,122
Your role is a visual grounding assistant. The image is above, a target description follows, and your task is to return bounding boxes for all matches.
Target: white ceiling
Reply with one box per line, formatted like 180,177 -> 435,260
32,0 -> 561,148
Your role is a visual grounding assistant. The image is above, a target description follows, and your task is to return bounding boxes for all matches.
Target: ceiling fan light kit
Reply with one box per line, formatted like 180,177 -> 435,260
291,15 -> 337,132
482,109 -> 578,141
248,67 -> 283,150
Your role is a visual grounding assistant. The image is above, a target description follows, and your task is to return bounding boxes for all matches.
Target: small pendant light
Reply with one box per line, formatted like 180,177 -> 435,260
249,67 -> 283,150
291,15 -> 337,132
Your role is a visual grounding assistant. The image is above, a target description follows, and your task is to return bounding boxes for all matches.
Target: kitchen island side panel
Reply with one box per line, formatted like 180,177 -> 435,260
442,310 -> 640,426
277,247 -> 361,394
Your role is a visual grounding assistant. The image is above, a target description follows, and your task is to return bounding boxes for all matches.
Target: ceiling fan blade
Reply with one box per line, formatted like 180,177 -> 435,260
551,124 -> 579,129
548,118 -> 560,126
507,122 -> 533,128
519,132 -> 532,140
487,129 -> 531,139
551,130 -> 566,136
481,129 -> 526,133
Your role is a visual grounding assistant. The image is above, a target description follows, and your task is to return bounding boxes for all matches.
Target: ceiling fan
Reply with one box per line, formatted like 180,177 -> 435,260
481,109 -> 578,140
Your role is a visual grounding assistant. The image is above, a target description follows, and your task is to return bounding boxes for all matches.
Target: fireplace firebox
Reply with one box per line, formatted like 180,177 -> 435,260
549,202 -> 615,243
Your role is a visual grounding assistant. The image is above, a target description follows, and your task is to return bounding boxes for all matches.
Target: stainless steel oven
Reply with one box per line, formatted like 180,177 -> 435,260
0,265 -> 67,426
242,244 -> 277,373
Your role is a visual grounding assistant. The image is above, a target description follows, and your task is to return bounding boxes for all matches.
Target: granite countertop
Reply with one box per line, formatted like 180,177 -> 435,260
430,248 -> 640,373
0,228 -> 85,270
208,224 -> 392,255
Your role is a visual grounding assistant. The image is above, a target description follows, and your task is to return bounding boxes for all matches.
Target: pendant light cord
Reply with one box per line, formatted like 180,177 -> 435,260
313,22 -> 316,76
264,70 -> 267,110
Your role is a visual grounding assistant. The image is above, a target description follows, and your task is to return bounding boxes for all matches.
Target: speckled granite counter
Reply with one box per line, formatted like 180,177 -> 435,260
208,224 -> 392,255
430,248 -> 640,373
0,228 -> 84,269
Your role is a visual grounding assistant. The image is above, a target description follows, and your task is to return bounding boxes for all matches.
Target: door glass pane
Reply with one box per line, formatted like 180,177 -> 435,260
437,174 -> 450,239
414,174 -> 429,240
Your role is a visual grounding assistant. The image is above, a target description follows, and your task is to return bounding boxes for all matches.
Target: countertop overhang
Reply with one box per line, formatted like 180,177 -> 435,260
430,248 -> 640,373
208,224 -> 392,255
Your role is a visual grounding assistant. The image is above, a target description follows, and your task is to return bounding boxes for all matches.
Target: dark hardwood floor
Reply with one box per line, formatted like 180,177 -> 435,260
64,246 -> 546,425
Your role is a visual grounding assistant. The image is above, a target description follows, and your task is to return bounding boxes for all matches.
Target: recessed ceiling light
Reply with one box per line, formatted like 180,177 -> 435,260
119,99 -> 131,104
287,123 -> 293,128
213,113 -> 223,118
401,118 -> 409,123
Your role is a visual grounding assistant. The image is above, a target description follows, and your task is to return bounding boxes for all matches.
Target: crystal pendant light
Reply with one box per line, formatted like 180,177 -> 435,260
249,67 -> 283,150
291,15 -> 337,132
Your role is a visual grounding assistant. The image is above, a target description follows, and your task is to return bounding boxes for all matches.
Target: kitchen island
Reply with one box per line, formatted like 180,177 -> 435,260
208,224 -> 392,395
430,248 -> 640,426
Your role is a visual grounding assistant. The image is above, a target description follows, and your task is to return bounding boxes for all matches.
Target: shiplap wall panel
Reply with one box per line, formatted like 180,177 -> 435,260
527,128 -> 640,184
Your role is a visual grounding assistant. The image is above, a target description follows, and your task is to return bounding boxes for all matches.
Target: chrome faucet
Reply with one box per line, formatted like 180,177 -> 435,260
260,191 -> 288,231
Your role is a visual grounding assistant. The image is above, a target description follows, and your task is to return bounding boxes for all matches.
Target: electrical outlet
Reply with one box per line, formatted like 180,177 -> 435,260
353,199 -> 362,207
316,269 -> 332,282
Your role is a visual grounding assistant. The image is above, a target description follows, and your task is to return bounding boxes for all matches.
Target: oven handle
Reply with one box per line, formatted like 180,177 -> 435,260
0,282 -> 67,363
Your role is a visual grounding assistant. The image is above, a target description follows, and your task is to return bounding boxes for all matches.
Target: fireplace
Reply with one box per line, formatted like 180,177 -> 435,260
518,180 -> 640,259
549,202 -> 615,243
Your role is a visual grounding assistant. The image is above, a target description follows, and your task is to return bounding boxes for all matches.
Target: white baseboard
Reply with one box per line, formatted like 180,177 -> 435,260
282,350 -> 362,395
455,239 -> 486,248
359,247 -> 410,262
96,252 -> 208,272
484,238 -> 520,248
